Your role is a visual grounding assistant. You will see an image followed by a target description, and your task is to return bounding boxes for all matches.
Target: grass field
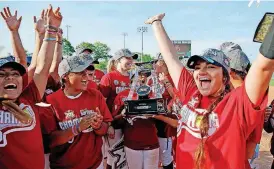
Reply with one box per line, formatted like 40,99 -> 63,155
271,79 -> 274,86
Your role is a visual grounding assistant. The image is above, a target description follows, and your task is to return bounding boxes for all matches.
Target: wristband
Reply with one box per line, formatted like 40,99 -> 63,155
260,19 -> 274,59
72,125 -> 78,136
56,40 -> 63,45
76,123 -> 81,133
44,37 -> 56,41
152,19 -> 161,24
45,25 -> 59,32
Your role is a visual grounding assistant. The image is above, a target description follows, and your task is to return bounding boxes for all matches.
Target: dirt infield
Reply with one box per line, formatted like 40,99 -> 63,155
254,131 -> 273,169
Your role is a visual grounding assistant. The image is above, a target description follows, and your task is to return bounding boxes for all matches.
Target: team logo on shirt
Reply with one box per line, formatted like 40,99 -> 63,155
0,103 -> 36,147
65,110 -> 75,120
177,105 -> 219,139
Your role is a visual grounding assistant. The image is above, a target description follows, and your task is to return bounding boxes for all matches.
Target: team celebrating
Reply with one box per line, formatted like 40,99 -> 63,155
1,4 -> 274,169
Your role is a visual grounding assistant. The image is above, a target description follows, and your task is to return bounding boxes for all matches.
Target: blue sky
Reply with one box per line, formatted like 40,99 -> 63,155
0,1 -> 273,62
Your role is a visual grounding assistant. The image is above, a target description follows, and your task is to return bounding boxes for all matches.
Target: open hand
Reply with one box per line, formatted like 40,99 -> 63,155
46,4 -> 62,28
1,7 -> 22,31
2,100 -> 32,124
34,9 -> 46,35
145,13 -> 165,25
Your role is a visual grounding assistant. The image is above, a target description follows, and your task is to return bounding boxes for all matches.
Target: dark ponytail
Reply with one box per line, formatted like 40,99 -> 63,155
194,76 -> 230,169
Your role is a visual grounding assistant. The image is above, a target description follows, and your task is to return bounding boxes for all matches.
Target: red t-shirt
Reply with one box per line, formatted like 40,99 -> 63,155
113,89 -> 159,150
46,89 -> 113,169
94,69 -> 105,82
176,68 -> 267,169
99,70 -> 130,113
0,81 -> 44,169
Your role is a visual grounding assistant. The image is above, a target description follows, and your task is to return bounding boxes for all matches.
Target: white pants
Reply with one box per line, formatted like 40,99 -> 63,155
158,137 -> 173,166
125,146 -> 159,169
44,154 -> 50,169
106,129 -> 123,165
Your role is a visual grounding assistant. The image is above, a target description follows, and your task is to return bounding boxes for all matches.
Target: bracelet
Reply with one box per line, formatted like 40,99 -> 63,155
76,123 -> 81,133
56,40 -> 63,45
43,37 -> 57,41
151,19 -> 161,24
47,31 -> 57,35
45,25 -> 59,32
72,125 -> 78,136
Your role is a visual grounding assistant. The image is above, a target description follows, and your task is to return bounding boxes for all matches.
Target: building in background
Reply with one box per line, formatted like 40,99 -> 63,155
172,40 -> 191,66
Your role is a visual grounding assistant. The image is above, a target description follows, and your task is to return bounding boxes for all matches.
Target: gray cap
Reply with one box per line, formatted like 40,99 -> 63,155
219,42 -> 242,52
58,53 -> 93,78
187,48 -> 230,76
220,42 -> 250,73
112,48 -> 138,61
0,57 -> 26,75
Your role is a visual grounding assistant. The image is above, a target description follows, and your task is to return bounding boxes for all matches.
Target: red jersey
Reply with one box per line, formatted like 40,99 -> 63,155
113,89 -> 159,150
0,81 -> 44,169
46,89 -> 113,169
99,70 -> 130,112
176,68 -> 267,169
94,69 -> 105,82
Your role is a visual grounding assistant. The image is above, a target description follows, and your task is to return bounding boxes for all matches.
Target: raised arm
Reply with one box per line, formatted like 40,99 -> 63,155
1,7 -> 27,67
245,20 -> 274,105
28,10 -> 46,82
49,28 -> 63,82
145,14 -> 183,88
34,5 -> 62,98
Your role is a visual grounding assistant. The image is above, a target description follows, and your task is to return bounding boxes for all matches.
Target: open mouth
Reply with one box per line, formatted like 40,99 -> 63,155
81,80 -> 87,85
199,77 -> 211,89
4,83 -> 17,90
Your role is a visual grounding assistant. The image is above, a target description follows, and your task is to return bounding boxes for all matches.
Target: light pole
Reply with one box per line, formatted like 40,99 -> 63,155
137,26 -> 148,62
66,25 -> 71,40
122,32 -> 128,49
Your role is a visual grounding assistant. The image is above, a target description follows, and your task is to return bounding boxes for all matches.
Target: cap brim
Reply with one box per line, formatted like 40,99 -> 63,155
0,62 -> 26,75
187,55 -> 216,69
132,54 -> 138,60
71,60 -> 93,73
92,60 -> 99,64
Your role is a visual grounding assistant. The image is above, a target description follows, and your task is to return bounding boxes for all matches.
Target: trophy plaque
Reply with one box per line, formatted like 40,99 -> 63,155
124,61 -> 167,116
253,13 -> 274,43
124,85 -> 167,115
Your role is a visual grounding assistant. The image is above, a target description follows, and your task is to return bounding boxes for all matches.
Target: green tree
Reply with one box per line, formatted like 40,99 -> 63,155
92,41 -> 111,61
135,53 -> 154,62
75,42 -> 94,53
94,59 -> 108,71
62,38 -> 75,56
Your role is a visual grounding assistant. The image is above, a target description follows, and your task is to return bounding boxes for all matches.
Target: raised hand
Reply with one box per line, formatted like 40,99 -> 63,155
33,9 -> 46,35
145,13 -> 165,25
56,28 -> 63,42
1,7 -> 22,31
2,100 -> 32,124
46,4 -> 62,28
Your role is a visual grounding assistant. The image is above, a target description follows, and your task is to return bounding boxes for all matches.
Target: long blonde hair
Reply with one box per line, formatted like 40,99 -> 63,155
107,59 -> 116,73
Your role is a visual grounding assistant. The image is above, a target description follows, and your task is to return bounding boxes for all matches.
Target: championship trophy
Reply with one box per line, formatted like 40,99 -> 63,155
124,61 -> 167,123
253,13 -> 274,43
